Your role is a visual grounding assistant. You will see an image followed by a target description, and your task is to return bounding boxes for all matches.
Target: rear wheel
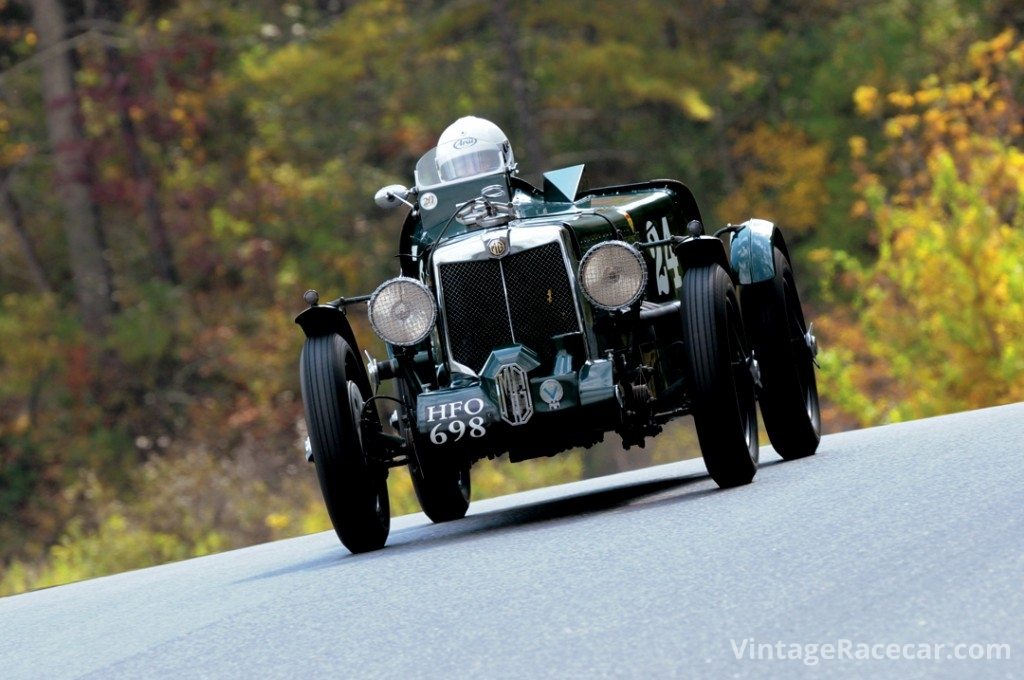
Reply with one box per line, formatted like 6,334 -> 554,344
743,247 -> 821,459
300,334 -> 390,553
682,264 -> 759,488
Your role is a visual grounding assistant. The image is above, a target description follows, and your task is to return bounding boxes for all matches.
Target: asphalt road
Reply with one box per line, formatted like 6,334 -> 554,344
2,403 -> 1022,679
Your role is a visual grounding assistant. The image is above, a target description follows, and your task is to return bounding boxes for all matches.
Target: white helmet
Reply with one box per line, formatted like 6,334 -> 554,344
435,116 -> 515,182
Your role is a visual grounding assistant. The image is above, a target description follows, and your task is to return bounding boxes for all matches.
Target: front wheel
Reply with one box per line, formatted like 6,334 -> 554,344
410,455 -> 471,523
400,380 -> 471,523
300,334 -> 390,553
682,264 -> 759,488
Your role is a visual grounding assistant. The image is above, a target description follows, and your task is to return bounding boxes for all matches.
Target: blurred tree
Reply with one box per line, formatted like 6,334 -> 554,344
30,0 -> 116,334
814,29 -> 1024,424
1,0 -> 1019,594
92,0 -> 179,284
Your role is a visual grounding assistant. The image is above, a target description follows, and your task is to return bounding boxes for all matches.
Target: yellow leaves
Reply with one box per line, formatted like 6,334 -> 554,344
823,28 -> 1024,425
970,28 -> 1017,69
853,85 -> 880,115
850,28 -> 1024,211
624,76 -> 715,122
821,142 -> 1024,423
725,64 -> 760,94
1013,42 -> 1024,66
947,82 -> 974,105
264,513 -> 290,530
922,107 -> 946,135
0,140 -> 30,167
719,123 -> 830,233
948,120 -> 969,139
300,503 -> 331,534
884,114 -> 919,139
271,162 -> 300,188
210,207 -> 253,240
678,88 -> 715,122
886,91 -> 915,109
989,28 -> 1016,54
758,30 -> 785,56
6,410 -> 31,436
849,135 -> 867,159
915,87 -> 942,106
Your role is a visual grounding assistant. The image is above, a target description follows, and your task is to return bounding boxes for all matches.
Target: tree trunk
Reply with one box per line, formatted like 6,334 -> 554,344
111,52 -> 180,285
95,0 -> 179,285
491,0 -> 543,171
31,0 -> 115,334
1,171 -> 55,294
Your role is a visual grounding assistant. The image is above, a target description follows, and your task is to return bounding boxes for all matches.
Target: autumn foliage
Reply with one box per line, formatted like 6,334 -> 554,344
815,29 -> 1024,425
1,2 -> 1022,594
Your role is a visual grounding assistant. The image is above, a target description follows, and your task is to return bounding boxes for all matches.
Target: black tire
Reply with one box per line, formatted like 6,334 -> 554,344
410,456 -> 471,523
682,264 -> 759,488
743,247 -> 821,459
398,380 -> 471,523
300,334 -> 390,553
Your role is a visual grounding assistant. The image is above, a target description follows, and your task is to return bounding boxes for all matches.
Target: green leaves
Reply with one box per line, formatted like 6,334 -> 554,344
1,0 -> 1020,594
814,30 -> 1024,425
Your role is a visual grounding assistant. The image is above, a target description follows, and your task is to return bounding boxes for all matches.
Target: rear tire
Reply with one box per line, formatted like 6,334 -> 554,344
300,334 -> 390,553
682,264 -> 759,488
743,247 -> 821,459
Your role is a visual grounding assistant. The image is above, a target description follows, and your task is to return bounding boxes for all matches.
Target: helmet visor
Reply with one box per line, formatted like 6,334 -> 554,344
436,141 -> 504,182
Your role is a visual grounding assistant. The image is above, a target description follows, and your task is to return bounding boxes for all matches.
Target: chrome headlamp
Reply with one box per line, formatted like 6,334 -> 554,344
578,241 -> 647,310
367,277 -> 437,346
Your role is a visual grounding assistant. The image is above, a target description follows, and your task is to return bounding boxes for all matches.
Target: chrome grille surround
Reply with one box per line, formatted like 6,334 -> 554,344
433,224 -> 586,377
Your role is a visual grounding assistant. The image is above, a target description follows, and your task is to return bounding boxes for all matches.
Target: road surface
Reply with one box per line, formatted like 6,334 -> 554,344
2,403 -> 1022,678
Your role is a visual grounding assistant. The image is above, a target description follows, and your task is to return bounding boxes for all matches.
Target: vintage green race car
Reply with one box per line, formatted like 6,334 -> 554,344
296,118 -> 821,553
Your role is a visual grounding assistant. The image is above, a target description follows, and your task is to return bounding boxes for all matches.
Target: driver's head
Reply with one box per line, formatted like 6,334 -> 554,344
435,116 -> 514,182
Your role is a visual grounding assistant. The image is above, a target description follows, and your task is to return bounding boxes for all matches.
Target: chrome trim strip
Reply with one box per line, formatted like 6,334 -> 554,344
497,258 -> 517,344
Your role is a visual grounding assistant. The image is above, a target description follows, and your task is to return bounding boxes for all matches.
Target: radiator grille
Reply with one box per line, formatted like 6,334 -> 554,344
439,259 -> 512,373
438,242 -> 580,372
504,244 -> 579,363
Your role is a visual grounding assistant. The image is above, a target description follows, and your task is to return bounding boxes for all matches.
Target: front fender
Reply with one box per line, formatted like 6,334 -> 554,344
672,235 -> 732,278
729,219 -> 792,285
295,304 -> 370,391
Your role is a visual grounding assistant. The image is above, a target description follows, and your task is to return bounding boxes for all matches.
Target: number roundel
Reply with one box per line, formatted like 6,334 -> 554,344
645,217 -> 682,295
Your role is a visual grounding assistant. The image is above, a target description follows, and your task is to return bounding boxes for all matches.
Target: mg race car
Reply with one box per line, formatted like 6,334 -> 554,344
297,117 -> 821,552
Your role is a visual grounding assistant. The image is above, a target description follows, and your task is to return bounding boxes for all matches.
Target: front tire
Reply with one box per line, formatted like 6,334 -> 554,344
400,381 -> 471,523
682,264 -> 759,488
410,456 -> 471,523
300,334 -> 390,553
743,247 -> 821,459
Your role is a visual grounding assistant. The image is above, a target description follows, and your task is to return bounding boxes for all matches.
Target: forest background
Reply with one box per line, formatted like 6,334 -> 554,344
1,0 -> 1022,595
